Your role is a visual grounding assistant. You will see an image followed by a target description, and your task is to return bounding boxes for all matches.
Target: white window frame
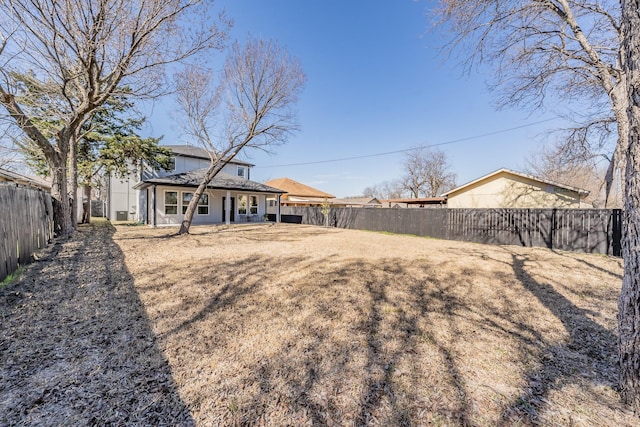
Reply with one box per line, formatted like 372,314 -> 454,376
181,191 -> 210,215
237,166 -> 245,178
249,195 -> 258,214
237,194 -> 247,215
164,191 -> 178,215
197,193 -> 209,215
181,192 -> 193,214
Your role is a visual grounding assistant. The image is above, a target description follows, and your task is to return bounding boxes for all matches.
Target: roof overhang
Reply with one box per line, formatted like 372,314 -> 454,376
133,169 -> 285,194
441,168 -> 590,198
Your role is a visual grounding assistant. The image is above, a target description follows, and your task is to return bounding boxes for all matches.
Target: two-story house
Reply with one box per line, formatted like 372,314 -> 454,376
106,144 -> 285,226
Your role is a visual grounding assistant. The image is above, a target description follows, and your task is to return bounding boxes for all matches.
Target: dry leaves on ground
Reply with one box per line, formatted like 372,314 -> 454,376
114,222 -> 632,426
0,220 -> 634,426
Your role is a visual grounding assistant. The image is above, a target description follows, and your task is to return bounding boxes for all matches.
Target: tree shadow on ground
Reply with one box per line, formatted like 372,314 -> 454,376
495,250 -> 621,425
116,226 -> 633,426
0,222 -> 194,426
142,253 -> 485,425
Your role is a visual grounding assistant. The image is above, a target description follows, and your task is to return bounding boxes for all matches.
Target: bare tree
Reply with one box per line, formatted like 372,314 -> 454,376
0,0 -> 227,235
175,36 -> 306,235
526,142 -> 623,208
434,0 -> 627,206
362,180 -> 406,200
0,122 -> 25,171
435,0 -> 640,410
618,0 -> 640,412
401,147 -> 456,198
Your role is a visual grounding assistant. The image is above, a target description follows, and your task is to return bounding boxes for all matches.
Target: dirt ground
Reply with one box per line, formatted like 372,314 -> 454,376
0,220 -> 636,426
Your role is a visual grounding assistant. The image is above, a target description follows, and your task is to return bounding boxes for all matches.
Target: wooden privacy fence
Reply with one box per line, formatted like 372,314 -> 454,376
279,207 -> 623,256
0,183 -> 54,282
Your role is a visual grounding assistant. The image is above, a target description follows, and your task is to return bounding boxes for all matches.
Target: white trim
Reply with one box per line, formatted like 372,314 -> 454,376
249,195 -> 258,215
237,193 -> 248,215
440,168 -> 590,197
164,190 -> 178,215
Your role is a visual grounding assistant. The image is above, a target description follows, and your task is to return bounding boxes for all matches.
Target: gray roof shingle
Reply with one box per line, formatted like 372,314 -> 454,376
134,169 -> 285,194
163,145 -> 254,167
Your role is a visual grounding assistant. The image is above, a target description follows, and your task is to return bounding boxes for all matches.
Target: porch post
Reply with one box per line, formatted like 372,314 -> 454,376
276,194 -> 281,223
152,185 -> 157,228
226,190 -> 231,225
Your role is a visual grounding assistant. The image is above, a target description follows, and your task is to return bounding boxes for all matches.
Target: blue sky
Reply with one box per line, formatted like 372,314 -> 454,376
144,0 -> 564,198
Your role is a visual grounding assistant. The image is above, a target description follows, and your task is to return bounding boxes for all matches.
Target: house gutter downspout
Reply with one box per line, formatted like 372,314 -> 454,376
107,173 -> 111,220
276,194 -> 281,223
226,190 -> 231,225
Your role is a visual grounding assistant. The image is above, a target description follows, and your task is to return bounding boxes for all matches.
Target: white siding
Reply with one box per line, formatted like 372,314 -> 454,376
109,150 -> 254,224
148,186 -> 268,226
108,171 -> 139,221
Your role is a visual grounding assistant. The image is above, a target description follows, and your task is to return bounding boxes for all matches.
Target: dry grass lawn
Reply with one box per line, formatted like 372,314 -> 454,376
112,222 -> 633,426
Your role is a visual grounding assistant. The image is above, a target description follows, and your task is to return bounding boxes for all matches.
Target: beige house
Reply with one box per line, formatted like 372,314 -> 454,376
441,168 -> 590,209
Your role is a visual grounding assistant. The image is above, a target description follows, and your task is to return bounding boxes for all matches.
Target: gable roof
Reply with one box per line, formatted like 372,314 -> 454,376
333,197 -> 382,206
0,167 -> 51,190
134,169 -> 285,194
162,144 -> 254,167
440,168 -> 590,198
264,177 -> 335,199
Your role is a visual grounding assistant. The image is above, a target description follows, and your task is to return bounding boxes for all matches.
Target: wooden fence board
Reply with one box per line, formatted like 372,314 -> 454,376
0,183 -> 53,282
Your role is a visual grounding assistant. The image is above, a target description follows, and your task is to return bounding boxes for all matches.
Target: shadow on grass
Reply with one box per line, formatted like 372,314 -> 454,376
146,254 -> 482,425
496,251 -> 619,425
118,228 -> 628,426
0,222 -> 194,426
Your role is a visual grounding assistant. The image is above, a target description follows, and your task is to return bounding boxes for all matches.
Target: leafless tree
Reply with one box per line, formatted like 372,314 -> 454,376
434,0 -> 627,206
618,0 -> 640,412
175,36 -> 306,235
362,180 -> 406,200
401,147 -> 456,198
0,122 -> 25,171
435,0 -> 640,410
0,0 -> 227,235
526,142 -> 623,208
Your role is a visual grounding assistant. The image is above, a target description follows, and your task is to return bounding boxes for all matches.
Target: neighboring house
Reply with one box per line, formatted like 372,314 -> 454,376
107,144 -> 285,226
0,168 -> 51,191
264,178 -> 335,209
441,168 -> 590,209
1,168 -> 96,223
380,197 -> 446,208
332,197 -> 382,208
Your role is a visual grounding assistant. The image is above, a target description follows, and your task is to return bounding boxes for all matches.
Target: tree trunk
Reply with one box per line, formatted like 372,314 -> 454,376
69,132 -> 78,230
618,0 -> 640,412
178,156 -> 233,235
178,180 -> 210,235
49,151 -> 73,237
82,184 -> 91,224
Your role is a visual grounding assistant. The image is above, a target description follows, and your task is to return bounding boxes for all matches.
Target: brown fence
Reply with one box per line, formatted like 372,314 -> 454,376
277,207 -> 622,256
0,183 -> 54,282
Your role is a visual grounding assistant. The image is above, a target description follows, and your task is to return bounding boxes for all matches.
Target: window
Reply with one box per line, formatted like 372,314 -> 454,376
165,191 -> 178,214
198,193 -> 209,215
249,195 -> 258,214
238,194 -> 247,214
181,192 -> 209,215
164,157 -> 175,172
237,166 -> 245,178
268,199 -> 276,207
182,192 -> 193,214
